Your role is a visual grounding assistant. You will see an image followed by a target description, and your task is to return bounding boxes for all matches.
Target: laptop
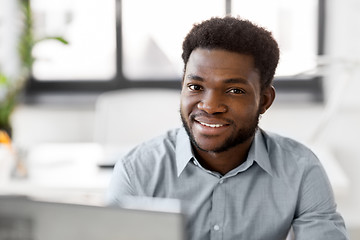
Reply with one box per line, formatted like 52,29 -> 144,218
0,196 -> 186,240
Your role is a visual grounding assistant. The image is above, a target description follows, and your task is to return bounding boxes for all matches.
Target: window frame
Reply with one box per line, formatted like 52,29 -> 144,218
24,0 -> 326,103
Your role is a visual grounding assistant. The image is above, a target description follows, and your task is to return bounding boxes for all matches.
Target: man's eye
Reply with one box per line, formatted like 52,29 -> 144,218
228,88 -> 245,94
188,84 -> 202,91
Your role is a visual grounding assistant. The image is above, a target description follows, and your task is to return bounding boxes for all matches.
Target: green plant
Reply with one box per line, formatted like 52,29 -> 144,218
0,0 -> 68,134
0,73 -> 16,132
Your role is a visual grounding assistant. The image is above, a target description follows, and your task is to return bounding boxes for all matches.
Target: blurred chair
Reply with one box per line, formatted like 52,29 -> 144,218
93,88 -> 182,165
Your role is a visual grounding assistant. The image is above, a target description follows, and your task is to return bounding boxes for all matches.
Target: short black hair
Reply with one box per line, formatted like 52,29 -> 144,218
182,16 -> 280,90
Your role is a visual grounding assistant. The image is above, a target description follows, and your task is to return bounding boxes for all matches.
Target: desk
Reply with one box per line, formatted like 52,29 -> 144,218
0,143 -> 113,205
1,142 -> 349,205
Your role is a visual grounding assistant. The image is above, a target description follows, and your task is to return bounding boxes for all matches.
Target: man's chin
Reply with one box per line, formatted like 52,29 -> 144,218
191,128 -> 257,154
191,136 -> 236,154
192,141 -> 223,153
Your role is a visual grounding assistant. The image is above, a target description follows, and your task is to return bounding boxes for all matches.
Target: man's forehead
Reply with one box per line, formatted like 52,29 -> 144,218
187,48 -> 255,70
185,49 -> 259,80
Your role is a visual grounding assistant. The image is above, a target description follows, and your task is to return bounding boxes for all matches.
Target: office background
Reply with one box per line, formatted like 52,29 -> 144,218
1,0 -> 360,238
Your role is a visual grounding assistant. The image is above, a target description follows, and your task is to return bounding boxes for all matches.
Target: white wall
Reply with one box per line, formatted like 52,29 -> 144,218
11,104 -> 96,148
324,0 -> 360,107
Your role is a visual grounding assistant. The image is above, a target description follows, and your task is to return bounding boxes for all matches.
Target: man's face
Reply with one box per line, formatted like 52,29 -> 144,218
180,48 -> 266,153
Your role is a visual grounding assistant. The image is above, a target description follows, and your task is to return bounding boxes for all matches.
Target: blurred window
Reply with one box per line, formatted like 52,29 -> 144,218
121,0 -> 224,81
31,0 -> 116,81
27,0 -> 324,100
122,0 -> 319,80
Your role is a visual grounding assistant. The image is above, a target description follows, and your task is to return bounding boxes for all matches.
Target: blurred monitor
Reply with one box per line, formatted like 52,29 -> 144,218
0,196 -> 185,240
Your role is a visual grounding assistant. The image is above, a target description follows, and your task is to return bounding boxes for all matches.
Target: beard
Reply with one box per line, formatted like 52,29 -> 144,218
180,109 -> 260,154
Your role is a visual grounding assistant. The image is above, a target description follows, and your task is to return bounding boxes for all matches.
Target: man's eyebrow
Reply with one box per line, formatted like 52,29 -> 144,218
224,78 -> 249,84
186,75 -> 249,84
186,74 -> 204,81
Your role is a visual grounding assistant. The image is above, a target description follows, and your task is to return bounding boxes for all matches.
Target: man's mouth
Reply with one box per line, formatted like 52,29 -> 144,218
192,118 -> 230,137
192,114 -> 231,128
198,121 -> 225,128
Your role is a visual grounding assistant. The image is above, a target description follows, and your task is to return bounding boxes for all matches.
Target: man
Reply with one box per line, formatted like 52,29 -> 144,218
107,17 -> 348,240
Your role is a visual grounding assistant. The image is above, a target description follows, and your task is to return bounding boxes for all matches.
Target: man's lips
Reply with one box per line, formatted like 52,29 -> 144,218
192,115 -> 232,129
197,121 -> 225,128
192,115 -> 231,135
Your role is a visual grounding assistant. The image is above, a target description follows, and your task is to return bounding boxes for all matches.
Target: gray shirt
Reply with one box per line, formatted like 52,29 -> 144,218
107,128 -> 348,240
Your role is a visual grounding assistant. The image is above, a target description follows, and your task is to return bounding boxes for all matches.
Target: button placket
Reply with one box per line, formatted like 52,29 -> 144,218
210,177 -> 227,239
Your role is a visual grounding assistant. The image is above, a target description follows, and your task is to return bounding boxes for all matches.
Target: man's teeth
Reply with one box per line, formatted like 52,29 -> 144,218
199,122 -> 224,128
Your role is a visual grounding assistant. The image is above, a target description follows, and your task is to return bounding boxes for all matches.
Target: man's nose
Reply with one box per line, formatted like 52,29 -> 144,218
197,91 -> 227,114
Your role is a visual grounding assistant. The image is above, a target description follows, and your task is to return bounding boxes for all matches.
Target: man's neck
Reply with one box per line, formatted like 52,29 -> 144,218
193,137 -> 254,175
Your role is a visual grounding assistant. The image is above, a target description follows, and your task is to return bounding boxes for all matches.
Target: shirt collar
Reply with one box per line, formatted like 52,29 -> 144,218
176,127 -> 194,177
247,129 -> 273,176
175,127 -> 273,177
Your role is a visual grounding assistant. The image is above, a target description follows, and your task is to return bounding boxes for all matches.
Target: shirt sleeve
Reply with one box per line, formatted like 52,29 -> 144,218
292,155 -> 349,240
106,158 -> 136,206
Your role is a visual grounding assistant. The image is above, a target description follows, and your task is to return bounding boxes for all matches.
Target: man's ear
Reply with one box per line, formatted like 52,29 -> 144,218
259,86 -> 275,114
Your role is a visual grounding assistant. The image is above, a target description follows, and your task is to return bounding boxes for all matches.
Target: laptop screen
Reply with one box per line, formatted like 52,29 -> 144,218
0,196 -> 186,240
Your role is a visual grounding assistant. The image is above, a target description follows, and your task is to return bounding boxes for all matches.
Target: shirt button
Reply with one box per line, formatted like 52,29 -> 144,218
219,179 -> 224,184
213,225 -> 220,231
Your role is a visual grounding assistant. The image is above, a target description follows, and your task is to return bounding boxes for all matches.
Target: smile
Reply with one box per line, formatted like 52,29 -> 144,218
198,121 -> 224,128
192,119 -> 230,136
